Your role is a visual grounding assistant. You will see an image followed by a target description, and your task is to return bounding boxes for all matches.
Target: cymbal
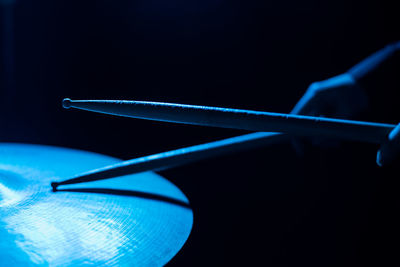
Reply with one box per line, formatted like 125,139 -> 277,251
0,143 -> 193,266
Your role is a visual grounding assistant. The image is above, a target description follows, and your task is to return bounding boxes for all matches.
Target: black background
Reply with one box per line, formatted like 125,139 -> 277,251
0,0 -> 399,266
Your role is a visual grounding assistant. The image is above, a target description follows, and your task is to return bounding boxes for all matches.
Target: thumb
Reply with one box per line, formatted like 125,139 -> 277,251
376,123 -> 400,167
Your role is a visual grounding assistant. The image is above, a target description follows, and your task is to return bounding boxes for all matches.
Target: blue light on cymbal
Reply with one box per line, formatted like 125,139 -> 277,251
0,143 -> 192,266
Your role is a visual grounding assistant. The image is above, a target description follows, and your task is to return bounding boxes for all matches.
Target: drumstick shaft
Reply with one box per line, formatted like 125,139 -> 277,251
52,132 -> 286,189
63,98 -> 395,144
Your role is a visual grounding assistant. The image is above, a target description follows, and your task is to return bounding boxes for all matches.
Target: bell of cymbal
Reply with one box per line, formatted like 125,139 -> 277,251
0,143 -> 193,266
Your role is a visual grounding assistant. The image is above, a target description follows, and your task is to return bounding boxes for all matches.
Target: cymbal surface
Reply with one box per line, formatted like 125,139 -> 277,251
0,143 -> 193,266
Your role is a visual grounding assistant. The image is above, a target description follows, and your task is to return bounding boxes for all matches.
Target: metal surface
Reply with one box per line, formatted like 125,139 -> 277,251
0,143 -> 192,266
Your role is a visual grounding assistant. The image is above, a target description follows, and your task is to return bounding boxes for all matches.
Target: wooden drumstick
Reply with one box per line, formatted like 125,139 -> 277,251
52,132 -> 286,190
62,98 -> 395,144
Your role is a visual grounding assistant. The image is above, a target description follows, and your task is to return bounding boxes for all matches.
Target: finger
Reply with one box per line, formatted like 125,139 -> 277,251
290,84 -> 327,156
309,114 -> 341,148
376,123 -> 400,167
290,107 -> 323,156
291,86 -> 323,115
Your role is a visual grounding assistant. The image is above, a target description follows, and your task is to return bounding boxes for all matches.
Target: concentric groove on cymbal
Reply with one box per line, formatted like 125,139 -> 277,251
0,143 -> 193,266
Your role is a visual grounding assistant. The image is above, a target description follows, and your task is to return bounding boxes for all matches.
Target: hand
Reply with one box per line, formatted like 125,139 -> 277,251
291,73 -> 368,118
290,73 -> 369,152
377,123 -> 400,167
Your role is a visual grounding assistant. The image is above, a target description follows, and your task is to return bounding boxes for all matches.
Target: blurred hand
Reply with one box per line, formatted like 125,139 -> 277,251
377,123 -> 400,167
291,73 -> 368,118
292,73 -> 400,166
290,73 -> 369,152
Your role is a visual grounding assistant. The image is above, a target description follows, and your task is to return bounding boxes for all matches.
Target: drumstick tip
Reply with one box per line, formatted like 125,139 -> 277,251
62,98 -> 72,109
51,182 -> 59,192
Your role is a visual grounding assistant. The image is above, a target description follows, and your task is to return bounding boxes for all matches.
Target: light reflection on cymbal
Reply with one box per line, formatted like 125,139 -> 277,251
0,143 -> 192,266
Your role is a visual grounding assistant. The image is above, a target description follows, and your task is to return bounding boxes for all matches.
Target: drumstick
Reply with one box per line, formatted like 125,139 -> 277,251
62,98 -> 395,144
51,132 -> 286,190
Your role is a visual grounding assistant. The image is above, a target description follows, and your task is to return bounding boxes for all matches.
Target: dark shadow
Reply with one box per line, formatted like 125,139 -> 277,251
55,188 -> 191,209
